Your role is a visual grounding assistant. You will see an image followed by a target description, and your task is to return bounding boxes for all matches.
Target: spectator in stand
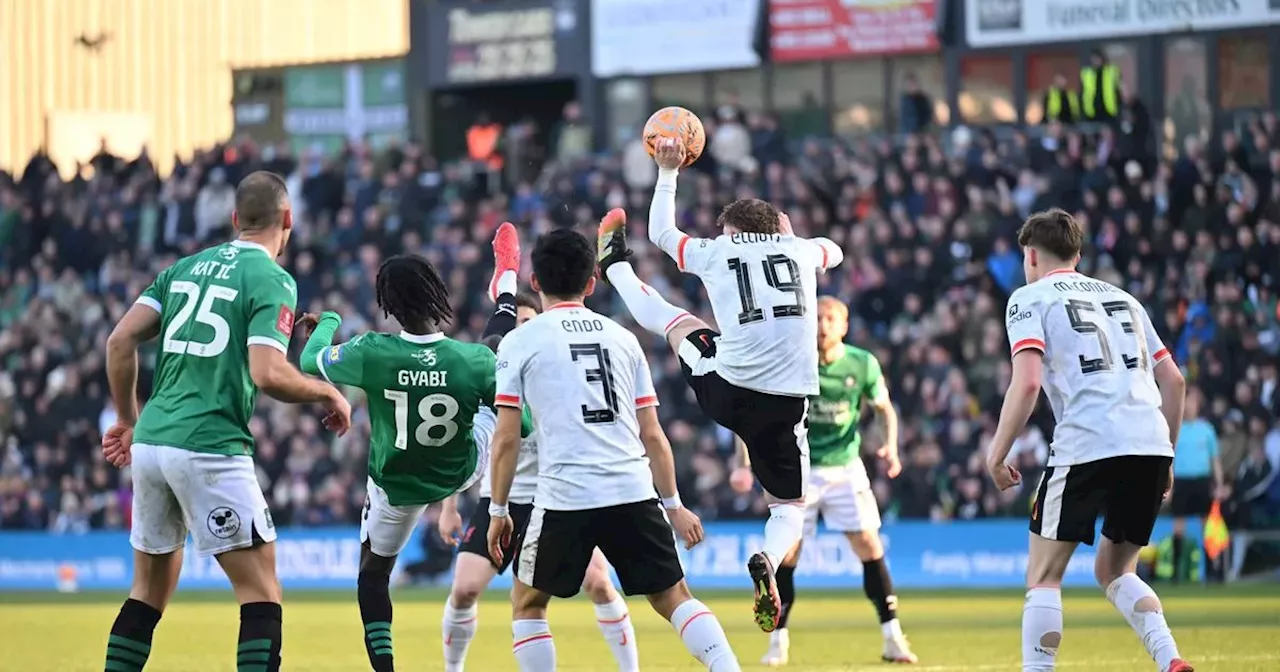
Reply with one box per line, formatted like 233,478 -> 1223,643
1080,48 -> 1121,123
1041,73 -> 1079,125
898,72 -> 933,135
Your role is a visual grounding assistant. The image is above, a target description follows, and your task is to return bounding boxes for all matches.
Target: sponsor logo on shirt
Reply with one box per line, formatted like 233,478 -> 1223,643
1007,303 -> 1031,324
277,305 -> 295,337
411,349 -> 438,366
325,345 -> 344,365
218,245 -> 240,261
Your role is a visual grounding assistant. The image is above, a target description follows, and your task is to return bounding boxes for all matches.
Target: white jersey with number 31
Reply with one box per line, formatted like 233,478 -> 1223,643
1004,269 -> 1174,467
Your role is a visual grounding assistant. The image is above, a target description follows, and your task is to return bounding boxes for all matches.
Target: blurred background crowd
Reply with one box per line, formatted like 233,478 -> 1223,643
3,92 -> 1280,543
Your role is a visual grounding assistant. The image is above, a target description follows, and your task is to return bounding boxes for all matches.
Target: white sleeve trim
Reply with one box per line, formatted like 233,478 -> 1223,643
135,296 -> 162,312
314,347 -> 333,383
247,336 -> 287,354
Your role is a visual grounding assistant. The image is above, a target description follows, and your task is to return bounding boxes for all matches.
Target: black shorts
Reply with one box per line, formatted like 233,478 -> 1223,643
1030,455 -> 1172,546
677,328 -> 809,500
517,499 -> 683,599
1169,477 -> 1213,518
458,497 -> 535,574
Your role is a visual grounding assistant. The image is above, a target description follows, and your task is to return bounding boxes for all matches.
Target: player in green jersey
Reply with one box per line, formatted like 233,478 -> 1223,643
732,296 -> 917,666
297,224 -> 531,672
99,171 -> 352,672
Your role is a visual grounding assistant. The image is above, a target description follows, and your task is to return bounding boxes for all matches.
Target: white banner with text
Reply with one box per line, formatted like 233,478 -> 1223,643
591,0 -> 763,77
968,0 -> 1280,48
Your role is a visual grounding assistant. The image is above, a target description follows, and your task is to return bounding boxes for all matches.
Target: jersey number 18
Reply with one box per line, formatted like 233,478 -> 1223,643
383,391 -> 460,450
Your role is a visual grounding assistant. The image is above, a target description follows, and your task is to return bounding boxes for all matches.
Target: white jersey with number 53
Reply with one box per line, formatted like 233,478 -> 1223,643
1004,269 -> 1173,467
670,232 -> 842,398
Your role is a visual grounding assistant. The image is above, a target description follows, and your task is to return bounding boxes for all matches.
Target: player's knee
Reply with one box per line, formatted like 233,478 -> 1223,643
449,577 -> 486,608
511,586 -> 550,620
846,530 -> 882,560
645,580 -> 693,620
581,571 -> 616,603
1133,596 -> 1162,613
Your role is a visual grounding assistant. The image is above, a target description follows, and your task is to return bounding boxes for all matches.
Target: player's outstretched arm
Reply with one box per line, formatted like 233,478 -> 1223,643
105,303 -> 163,427
638,406 -> 705,549
298,311 -> 363,387
648,138 -> 692,262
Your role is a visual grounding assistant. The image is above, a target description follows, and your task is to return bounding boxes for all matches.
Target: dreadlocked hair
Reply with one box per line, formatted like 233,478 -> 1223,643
375,254 -> 454,329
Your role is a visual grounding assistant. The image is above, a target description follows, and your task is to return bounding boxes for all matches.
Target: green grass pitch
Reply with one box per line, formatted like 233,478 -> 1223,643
2,586 -> 1278,670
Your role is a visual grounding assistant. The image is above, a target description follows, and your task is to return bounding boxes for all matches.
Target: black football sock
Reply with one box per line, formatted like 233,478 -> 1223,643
862,557 -> 899,624
358,567 -> 396,672
484,294 -> 518,337
775,564 -> 796,629
237,602 -> 282,672
104,598 -> 162,671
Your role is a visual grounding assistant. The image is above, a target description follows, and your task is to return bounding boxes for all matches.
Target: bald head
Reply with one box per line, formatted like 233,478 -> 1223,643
234,170 -> 290,232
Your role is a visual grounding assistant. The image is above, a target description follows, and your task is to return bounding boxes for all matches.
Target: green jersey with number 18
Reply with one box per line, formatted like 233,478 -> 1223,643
133,240 -> 297,456
305,314 -> 498,506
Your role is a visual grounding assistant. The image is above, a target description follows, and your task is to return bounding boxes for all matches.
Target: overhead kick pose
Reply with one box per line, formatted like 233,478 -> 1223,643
597,136 -> 843,632
437,225 -> 641,672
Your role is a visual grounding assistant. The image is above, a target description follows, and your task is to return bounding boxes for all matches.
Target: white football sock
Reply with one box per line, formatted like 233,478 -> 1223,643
605,263 -> 691,336
881,618 -> 904,640
1022,587 -> 1062,671
669,599 -> 742,671
441,602 -> 478,672
1106,574 -> 1181,671
495,270 -> 518,298
512,619 -> 556,672
762,504 -> 805,569
594,597 -> 640,672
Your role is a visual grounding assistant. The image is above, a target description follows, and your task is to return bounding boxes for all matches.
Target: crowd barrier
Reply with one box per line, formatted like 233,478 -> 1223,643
0,519 -> 1190,591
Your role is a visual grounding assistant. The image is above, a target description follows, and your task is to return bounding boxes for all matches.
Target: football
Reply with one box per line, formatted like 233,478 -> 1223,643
642,106 -> 705,167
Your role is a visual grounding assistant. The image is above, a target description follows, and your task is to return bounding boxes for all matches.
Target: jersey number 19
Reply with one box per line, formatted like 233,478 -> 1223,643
728,254 -> 806,325
383,391 -> 460,450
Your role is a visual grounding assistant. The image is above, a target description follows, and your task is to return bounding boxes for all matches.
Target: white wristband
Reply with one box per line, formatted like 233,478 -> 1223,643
661,494 -> 682,510
488,502 -> 510,518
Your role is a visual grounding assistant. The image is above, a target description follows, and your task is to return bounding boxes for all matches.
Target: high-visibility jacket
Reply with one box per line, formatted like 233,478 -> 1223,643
1043,87 -> 1080,124
467,123 -> 503,170
1080,64 -> 1120,120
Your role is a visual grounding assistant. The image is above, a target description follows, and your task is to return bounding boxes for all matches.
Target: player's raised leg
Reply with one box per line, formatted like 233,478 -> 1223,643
482,221 -> 522,349
582,549 -> 640,672
761,543 -> 800,666
597,208 -> 705,344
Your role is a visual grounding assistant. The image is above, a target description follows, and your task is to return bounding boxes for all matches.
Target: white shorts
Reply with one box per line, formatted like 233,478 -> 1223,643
803,463 -> 880,536
360,424 -> 490,557
130,443 -> 277,557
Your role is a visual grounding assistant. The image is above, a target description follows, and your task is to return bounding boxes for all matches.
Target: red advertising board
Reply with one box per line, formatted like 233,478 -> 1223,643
770,0 -> 939,62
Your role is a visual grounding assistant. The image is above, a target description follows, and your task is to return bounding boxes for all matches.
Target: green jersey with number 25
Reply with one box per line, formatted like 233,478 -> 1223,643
306,317 -> 497,506
133,240 -> 297,456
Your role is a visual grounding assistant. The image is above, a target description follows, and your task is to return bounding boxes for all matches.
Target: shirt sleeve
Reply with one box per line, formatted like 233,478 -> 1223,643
309,328 -> 367,388
136,267 -> 170,312
494,332 -> 526,409
246,270 -> 298,354
1140,306 -> 1172,366
1005,290 -> 1047,357
633,339 -> 659,409
672,234 -> 717,275
805,237 -> 844,272
862,352 -> 890,404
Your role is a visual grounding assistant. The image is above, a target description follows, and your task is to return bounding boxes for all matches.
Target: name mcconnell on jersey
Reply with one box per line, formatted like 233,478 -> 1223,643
1004,269 -> 1174,467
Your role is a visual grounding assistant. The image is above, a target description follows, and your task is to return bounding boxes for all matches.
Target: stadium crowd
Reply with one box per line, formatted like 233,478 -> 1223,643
2,103 -> 1279,539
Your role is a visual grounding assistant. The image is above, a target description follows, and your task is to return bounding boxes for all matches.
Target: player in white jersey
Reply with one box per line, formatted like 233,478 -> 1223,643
486,228 -> 741,672
986,209 -> 1194,672
438,234 -> 640,672
597,137 -> 843,632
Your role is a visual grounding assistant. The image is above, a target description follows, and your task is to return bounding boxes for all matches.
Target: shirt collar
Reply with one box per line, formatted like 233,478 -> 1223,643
399,331 -> 445,344
231,240 -> 272,256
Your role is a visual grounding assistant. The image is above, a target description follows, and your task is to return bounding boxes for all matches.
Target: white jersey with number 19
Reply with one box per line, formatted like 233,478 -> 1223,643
1004,269 -> 1174,467
666,232 -> 841,398
493,303 -> 660,512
